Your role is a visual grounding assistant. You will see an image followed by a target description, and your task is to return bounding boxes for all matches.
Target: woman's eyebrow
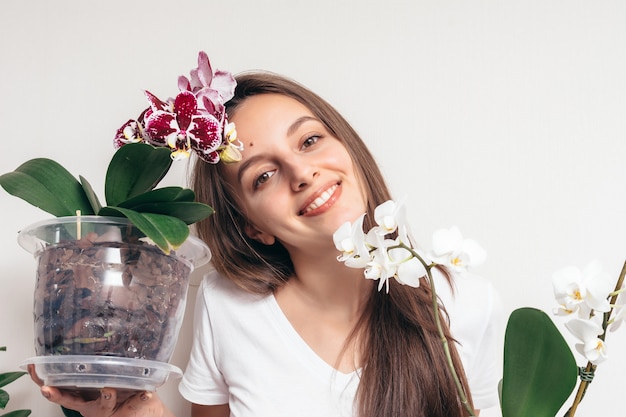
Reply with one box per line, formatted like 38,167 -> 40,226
237,154 -> 263,185
287,116 -> 318,136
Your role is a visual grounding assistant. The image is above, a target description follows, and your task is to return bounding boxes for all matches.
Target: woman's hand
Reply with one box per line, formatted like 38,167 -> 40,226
28,365 -> 175,417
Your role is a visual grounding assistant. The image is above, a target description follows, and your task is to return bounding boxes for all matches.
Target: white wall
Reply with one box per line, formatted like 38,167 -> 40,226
1,1 -> 624,416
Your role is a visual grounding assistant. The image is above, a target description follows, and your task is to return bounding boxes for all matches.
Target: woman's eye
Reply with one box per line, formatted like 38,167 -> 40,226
254,170 -> 275,188
301,135 -> 320,149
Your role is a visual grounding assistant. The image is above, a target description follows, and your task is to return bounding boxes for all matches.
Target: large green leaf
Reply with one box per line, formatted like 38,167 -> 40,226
0,159 -> 94,216
500,308 -> 578,417
103,185 -> 212,225
105,143 -> 172,206
79,175 -> 102,213
117,187 -> 196,208
0,373 -> 25,390
116,201 -> 214,225
101,207 -> 189,252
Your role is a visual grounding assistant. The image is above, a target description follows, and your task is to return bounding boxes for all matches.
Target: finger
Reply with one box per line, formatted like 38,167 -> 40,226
99,388 -> 119,411
27,364 -> 45,386
120,391 -> 162,413
40,385 -> 79,405
39,386 -> 116,414
122,391 -> 151,409
128,390 -> 152,404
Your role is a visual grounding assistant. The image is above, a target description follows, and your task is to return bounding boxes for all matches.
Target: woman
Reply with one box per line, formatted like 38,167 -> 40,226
32,72 -> 501,417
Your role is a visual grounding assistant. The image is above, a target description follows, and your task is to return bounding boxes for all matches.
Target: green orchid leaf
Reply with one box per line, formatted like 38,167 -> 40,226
118,187 -> 196,208
99,207 -> 189,252
171,188 -> 196,202
2,410 -> 32,417
0,159 -> 94,217
119,201 -> 214,225
79,175 -> 103,213
105,143 -> 172,206
500,308 -> 578,417
0,388 -> 7,408
0,373 -> 26,390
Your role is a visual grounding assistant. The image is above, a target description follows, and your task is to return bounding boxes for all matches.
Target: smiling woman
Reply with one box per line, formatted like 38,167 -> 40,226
29,56 -> 502,417
186,71 -> 502,417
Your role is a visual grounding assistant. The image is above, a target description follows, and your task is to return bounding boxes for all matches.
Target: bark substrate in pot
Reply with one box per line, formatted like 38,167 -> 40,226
17,216 -> 210,397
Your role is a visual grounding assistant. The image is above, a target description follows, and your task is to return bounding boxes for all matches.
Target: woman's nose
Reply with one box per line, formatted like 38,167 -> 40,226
287,159 -> 319,191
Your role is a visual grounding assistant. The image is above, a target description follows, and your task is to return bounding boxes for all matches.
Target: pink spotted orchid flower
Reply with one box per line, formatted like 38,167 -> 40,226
114,51 -> 242,164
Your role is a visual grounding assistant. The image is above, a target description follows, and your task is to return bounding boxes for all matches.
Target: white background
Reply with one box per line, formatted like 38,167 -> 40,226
1,1 -> 625,416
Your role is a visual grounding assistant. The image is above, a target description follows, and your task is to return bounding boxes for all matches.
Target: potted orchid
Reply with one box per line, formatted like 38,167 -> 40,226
333,198 -> 625,417
0,52 -> 241,400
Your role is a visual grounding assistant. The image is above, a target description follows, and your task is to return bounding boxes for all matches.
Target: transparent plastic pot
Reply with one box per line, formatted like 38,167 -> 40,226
18,216 -> 210,394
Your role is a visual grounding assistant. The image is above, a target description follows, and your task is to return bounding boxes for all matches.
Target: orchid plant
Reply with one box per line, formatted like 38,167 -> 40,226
0,52 -> 241,253
333,198 -> 625,417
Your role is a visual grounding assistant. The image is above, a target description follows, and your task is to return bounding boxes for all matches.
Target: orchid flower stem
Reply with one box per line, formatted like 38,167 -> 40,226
564,259 -> 626,417
401,243 -> 475,417
563,362 -> 596,417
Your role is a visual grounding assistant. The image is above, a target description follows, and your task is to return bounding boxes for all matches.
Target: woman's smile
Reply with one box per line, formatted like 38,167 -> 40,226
298,182 -> 341,216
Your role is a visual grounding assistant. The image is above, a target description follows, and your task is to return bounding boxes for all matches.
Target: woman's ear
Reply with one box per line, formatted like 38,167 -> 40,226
244,223 -> 276,245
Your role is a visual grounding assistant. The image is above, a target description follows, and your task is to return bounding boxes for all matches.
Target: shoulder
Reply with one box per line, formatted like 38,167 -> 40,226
200,267 -> 264,300
197,266 -> 271,317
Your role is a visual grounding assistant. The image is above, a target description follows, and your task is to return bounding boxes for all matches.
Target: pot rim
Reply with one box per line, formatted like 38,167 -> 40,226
17,215 -> 211,269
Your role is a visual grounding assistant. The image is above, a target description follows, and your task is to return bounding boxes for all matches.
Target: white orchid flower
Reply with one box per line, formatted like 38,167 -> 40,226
364,232 -> 399,292
565,317 -> 608,365
365,231 -> 427,291
552,260 -> 614,317
365,251 -> 396,293
374,200 -> 401,234
394,254 -> 426,288
333,201 -> 476,292
429,226 -> 486,272
333,214 -> 370,268
373,198 -> 412,245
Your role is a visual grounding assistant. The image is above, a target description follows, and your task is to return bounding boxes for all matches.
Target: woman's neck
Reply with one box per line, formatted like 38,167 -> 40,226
281,248 -> 372,316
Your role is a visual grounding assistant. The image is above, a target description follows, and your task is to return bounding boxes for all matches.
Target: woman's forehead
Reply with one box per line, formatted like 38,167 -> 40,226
230,94 -> 319,147
231,94 -> 312,125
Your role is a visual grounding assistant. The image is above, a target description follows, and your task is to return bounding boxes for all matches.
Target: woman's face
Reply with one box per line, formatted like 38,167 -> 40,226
222,93 -> 367,252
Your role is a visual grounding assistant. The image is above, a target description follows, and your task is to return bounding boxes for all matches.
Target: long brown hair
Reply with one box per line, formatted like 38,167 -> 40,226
191,72 -> 474,417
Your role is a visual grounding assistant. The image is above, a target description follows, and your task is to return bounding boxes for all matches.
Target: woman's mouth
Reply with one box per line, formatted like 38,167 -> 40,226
299,184 -> 339,215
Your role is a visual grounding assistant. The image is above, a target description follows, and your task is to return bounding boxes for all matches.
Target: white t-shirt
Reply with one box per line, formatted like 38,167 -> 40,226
179,267 -> 503,416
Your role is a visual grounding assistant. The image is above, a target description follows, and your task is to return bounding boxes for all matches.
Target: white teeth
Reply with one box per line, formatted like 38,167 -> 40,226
304,185 -> 338,213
